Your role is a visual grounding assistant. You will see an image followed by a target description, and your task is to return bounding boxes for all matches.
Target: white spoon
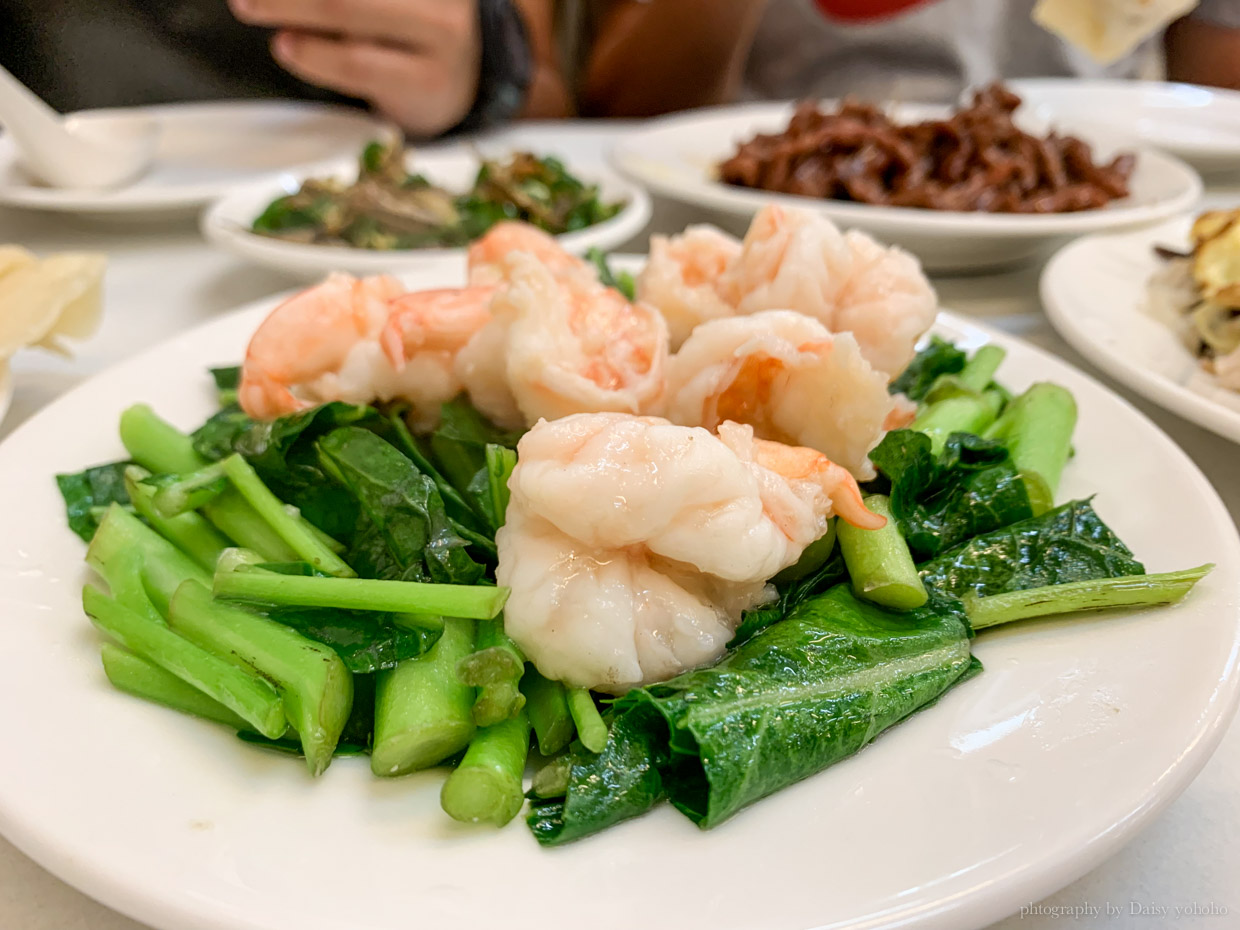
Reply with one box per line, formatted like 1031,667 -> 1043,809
0,64 -> 160,191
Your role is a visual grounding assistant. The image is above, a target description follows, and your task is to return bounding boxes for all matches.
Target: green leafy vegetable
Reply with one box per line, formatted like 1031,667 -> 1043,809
889,337 -> 967,402
586,248 -> 637,300
209,366 -> 241,408
56,462 -> 132,541
919,499 -> 1144,601
869,429 -> 1034,562
531,586 -> 976,843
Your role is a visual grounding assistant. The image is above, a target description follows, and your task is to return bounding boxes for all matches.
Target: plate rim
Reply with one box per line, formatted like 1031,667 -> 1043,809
199,153 -> 653,276
0,100 -> 399,214
0,286 -> 1237,930
608,100 -> 1204,235
1040,217 -> 1240,445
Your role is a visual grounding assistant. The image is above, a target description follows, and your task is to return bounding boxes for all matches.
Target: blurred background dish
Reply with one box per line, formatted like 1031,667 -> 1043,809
1010,79 -> 1240,177
611,100 -> 1202,273
0,101 -> 396,216
202,148 -> 651,279
1042,215 -> 1240,445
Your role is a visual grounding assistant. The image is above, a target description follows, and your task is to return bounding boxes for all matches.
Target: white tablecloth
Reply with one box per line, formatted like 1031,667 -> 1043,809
1,122 -> 1237,930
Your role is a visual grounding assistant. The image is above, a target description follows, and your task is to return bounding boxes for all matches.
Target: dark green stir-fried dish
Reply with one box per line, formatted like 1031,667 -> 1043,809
57,274 -> 1210,842
251,141 -> 624,250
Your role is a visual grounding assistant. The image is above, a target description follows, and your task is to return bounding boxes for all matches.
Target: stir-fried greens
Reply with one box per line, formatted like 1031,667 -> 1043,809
251,141 -> 624,250
57,308 -> 1210,841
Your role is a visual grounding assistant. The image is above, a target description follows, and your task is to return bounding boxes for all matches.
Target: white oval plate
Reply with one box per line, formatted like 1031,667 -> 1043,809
0,277 -> 1237,930
1042,216 -> 1240,445
610,102 -> 1202,273
1010,79 -> 1240,177
0,101 -> 396,215
202,152 -> 652,279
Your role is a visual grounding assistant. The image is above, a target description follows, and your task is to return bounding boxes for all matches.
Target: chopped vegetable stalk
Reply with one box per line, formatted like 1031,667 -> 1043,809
457,618 -> 526,727
288,506 -> 347,554
837,494 -> 928,610
213,570 -> 507,620
985,383 -> 1077,504
566,689 -> 608,753
911,394 -> 1002,454
87,504 -> 210,616
124,467 -> 230,571
956,345 -> 1006,392
440,709 -> 531,826
169,581 -> 354,776
772,521 -> 836,585
965,565 -> 1213,629
219,455 -> 356,578
83,586 -> 287,738
100,642 -> 253,731
145,462 -> 228,517
371,617 -> 476,776
529,756 -> 571,800
217,547 -> 266,574
485,444 -> 517,528
521,667 -> 575,755
119,404 -> 299,562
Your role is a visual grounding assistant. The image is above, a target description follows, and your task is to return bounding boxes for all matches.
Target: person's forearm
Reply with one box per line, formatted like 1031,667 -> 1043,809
515,0 -> 574,118
582,0 -> 770,117
1165,14 -> 1240,90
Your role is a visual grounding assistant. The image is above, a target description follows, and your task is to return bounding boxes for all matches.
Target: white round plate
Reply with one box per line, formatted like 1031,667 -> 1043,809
0,359 -> 11,427
610,102 -> 1202,272
1010,79 -> 1240,176
202,152 -> 651,278
1042,216 -> 1240,444
0,277 -> 1237,930
0,101 -> 396,215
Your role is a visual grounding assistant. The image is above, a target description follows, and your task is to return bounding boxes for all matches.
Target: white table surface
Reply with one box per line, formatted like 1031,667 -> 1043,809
0,121 -> 1237,930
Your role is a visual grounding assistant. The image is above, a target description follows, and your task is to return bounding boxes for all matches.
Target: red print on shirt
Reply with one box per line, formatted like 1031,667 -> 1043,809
813,0 -> 935,22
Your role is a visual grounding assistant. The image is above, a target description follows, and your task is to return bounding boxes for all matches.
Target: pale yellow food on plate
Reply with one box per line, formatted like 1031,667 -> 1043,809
0,251 -> 106,357
1033,0 -> 1199,63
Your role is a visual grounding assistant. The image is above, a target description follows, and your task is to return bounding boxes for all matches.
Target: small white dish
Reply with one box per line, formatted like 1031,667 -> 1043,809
610,101 -> 1203,273
1041,216 -> 1240,445
0,101 -> 397,215
0,267 -> 1237,930
1011,79 -> 1240,176
201,151 -> 651,279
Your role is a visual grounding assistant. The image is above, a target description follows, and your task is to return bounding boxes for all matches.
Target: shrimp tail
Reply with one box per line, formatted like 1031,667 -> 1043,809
823,463 -> 886,530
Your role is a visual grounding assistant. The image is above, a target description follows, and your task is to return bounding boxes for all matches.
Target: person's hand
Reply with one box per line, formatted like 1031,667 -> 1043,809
228,0 -> 481,136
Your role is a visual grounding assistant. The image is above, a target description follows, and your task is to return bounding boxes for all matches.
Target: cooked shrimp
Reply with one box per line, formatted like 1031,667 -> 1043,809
636,225 -> 740,349
239,274 -> 492,430
456,252 -> 668,429
466,221 -> 589,287
666,310 -> 899,479
717,205 -> 937,377
496,413 -> 880,692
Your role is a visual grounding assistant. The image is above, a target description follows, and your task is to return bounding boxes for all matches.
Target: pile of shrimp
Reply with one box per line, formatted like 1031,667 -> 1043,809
236,206 -> 939,691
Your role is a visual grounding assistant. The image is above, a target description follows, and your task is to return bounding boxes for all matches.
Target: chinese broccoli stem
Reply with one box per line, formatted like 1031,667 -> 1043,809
118,404 -> 299,562
84,586 -> 286,738
457,618 -> 526,727
985,383 -> 1077,504
124,467 -> 230,571
218,454 -> 355,578
145,463 -> 228,517
529,756 -> 571,799
486,444 -> 517,527
521,667 -> 575,755
371,617 -> 476,776
213,570 -> 507,621
566,689 -> 608,753
169,580 -> 354,775
911,394 -> 1002,454
957,345 -> 1006,392
100,642 -> 253,731
837,494 -> 928,610
966,566 -> 1213,630
88,504 -> 211,616
440,709 -> 531,826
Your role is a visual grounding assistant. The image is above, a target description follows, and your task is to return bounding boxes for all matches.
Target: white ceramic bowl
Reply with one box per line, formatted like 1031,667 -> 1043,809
1042,215 -> 1240,444
202,150 -> 652,279
610,101 -> 1203,273
0,269 -> 1236,930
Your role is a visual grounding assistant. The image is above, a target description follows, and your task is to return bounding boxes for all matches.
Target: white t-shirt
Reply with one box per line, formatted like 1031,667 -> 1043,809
741,0 -> 1181,103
